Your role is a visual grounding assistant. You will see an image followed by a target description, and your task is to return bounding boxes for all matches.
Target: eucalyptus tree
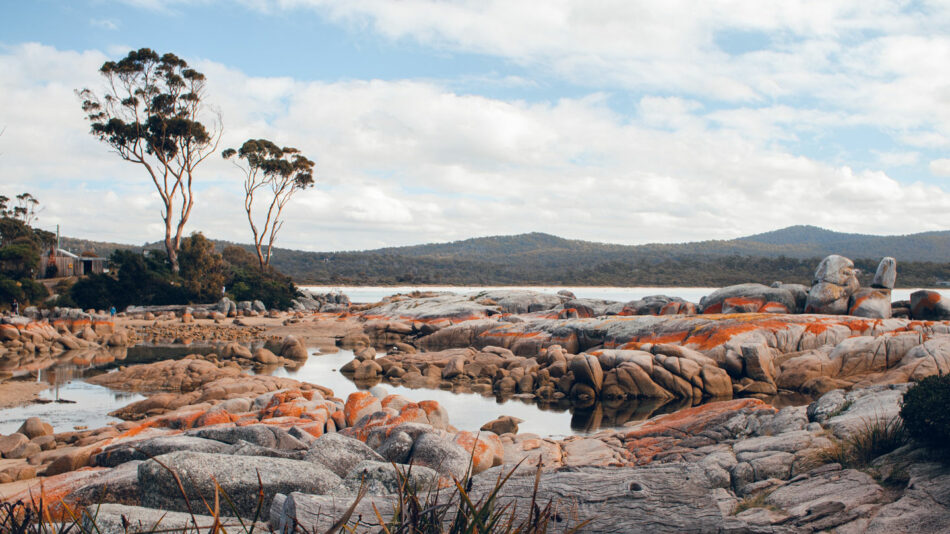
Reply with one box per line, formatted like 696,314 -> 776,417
223,139 -> 315,271
77,48 -> 221,272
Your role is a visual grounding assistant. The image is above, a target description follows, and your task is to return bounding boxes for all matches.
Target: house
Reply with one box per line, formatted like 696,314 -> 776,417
41,248 -> 107,278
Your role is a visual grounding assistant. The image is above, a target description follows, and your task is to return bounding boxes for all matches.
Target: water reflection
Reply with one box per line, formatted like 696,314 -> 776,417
260,348 -> 743,436
0,342 -> 815,438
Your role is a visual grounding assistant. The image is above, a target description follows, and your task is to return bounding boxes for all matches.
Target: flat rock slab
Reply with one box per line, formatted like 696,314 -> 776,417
139,450 -> 341,519
766,467 -> 883,518
562,438 -> 617,466
82,503 -> 266,533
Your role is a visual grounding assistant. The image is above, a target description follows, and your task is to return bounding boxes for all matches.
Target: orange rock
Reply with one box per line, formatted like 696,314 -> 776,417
344,391 -> 382,427
453,431 -> 503,474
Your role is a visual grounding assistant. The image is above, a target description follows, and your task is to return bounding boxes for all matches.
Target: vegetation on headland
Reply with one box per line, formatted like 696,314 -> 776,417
65,233 -> 298,310
63,228 -> 950,288
0,195 -> 51,309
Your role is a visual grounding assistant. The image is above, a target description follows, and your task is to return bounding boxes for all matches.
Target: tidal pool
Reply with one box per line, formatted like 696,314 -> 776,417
0,344 -> 808,438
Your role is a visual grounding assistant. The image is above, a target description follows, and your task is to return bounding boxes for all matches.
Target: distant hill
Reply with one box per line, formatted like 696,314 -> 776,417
59,226 -> 950,287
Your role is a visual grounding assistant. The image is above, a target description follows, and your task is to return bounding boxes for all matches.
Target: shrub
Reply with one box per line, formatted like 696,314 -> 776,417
816,414 -> 907,469
901,375 -> 950,450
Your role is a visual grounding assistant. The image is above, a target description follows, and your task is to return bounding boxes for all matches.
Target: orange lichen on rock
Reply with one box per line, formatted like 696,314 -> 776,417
624,398 -> 773,442
453,431 -> 503,474
344,391 -> 382,427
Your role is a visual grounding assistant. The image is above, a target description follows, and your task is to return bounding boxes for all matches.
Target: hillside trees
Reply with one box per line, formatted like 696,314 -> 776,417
0,193 -> 51,307
77,48 -> 221,273
223,139 -> 314,271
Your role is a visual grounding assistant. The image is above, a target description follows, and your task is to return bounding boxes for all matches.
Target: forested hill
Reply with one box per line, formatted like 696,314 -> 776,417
59,225 -> 950,287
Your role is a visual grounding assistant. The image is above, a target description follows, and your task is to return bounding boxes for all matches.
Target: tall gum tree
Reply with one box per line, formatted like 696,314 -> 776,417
223,139 -> 315,271
77,48 -> 221,273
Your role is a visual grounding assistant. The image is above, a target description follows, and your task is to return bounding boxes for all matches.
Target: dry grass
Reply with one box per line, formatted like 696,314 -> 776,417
815,414 -> 907,469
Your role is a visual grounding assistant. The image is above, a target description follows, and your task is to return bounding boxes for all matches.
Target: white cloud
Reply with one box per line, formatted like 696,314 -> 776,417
930,158 -> 950,177
89,18 -> 119,31
3,42 -> 950,253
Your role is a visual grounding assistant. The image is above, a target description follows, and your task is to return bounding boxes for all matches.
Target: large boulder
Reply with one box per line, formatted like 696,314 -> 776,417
700,283 -> 798,315
849,287 -> 891,319
911,290 -> 950,320
872,257 -> 897,289
408,432 -> 471,479
333,460 -> 438,496
139,451 -> 341,518
95,435 -> 231,467
304,432 -> 384,478
805,255 -> 860,314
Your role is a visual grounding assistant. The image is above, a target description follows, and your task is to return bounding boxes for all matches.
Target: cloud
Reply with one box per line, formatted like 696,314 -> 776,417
2,42 -> 950,254
89,18 -> 119,31
930,159 -> 950,177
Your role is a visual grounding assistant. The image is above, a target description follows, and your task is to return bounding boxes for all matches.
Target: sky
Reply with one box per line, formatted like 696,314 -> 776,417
2,1 -> 950,252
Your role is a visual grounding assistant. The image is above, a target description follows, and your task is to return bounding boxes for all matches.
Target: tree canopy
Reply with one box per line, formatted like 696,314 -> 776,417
77,48 -> 220,273
223,138 -> 314,271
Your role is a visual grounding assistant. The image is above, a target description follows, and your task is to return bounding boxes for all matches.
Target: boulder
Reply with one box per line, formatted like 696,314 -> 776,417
872,257 -> 897,289
16,417 -> 53,439
377,431 -> 414,464
253,347 -> 279,364
409,432 -> 471,479
911,290 -> 950,320
0,433 -> 29,458
480,415 -> 523,435
805,255 -> 860,314
699,284 -> 797,315
189,424 -> 308,451
139,451 -> 341,518
334,460 -> 438,496
304,432 -> 384,478
849,288 -> 892,319
95,435 -> 231,467
280,336 -> 309,360
570,353 -> 604,392
343,391 -> 382,426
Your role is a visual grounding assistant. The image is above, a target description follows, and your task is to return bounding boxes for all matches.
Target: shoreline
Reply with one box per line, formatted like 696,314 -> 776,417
0,381 -> 49,410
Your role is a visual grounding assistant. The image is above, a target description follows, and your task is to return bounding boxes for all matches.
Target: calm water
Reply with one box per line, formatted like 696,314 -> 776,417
0,346 -> 719,437
301,285 -> 949,304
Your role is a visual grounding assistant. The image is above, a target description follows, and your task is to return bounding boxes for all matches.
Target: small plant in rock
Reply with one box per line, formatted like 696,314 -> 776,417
901,374 -> 950,453
816,414 -> 907,469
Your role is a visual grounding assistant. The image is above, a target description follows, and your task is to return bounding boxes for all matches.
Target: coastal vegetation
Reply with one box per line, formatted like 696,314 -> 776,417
67,233 -> 297,310
60,228 -> 950,288
900,375 -> 950,454
0,194 -> 51,309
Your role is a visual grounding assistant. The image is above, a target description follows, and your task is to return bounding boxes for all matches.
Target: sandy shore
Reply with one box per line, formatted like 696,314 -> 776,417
0,381 -> 48,410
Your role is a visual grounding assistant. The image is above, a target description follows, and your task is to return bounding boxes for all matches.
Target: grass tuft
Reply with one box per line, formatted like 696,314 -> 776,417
815,414 -> 907,469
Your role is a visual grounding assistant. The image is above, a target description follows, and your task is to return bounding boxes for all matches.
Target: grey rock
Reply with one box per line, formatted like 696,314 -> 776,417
139,451 -> 341,518
71,461 -> 142,507
871,257 -> 897,289
188,424 -> 308,450
822,384 -> 908,439
766,466 -> 883,521
377,431 -> 414,464
225,440 -> 307,460
95,435 -> 230,467
82,503 -> 263,534
863,460 -> 950,533
333,460 -> 438,496
409,432 -> 471,479
305,432 -> 384,478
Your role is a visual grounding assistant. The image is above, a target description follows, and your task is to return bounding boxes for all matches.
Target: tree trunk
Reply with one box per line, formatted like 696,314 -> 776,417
165,236 -> 179,273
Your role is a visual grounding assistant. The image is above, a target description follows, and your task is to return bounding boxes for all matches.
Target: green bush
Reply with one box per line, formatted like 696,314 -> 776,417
901,375 -> 950,450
